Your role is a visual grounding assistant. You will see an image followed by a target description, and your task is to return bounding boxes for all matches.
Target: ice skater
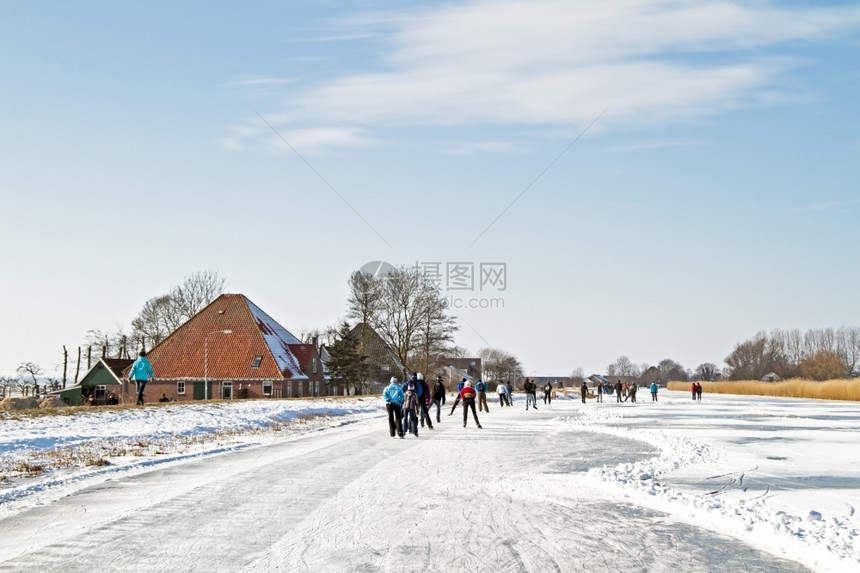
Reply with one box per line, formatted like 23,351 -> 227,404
383,377 -> 404,438
459,380 -> 482,428
448,378 -> 466,416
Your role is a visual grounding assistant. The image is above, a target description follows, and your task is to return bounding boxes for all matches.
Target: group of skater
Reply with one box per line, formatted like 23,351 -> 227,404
383,372 -> 448,438
384,375 -> 542,437
383,375 -> 692,437
591,380 -> 663,403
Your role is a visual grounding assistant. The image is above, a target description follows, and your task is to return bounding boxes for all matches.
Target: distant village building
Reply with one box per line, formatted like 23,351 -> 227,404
348,323 -> 405,393
122,294 -> 332,403
441,357 -> 482,387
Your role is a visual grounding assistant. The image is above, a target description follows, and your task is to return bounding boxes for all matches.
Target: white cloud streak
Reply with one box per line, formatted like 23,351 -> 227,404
227,0 -> 860,151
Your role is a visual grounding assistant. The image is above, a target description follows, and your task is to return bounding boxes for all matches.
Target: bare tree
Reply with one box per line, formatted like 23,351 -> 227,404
414,291 -> 458,374
657,359 -> 687,382
130,270 -> 228,348
607,355 -> 639,377
172,270 -> 228,320
478,347 -> 523,383
346,270 -> 383,354
695,363 -> 718,381
130,295 -> 179,347
16,361 -> 43,384
371,267 -> 439,376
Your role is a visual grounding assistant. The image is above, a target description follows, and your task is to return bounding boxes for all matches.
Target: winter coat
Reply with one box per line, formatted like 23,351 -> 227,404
402,380 -> 424,400
459,385 -> 477,402
476,381 -> 486,393
650,383 -> 658,394
129,356 -> 154,381
419,381 -> 432,405
496,384 -> 508,395
383,383 -> 404,405
402,382 -> 419,410
581,383 -> 588,396
432,381 -> 447,401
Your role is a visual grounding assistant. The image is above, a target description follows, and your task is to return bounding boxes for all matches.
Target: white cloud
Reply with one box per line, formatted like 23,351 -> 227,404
231,0 -> 860,149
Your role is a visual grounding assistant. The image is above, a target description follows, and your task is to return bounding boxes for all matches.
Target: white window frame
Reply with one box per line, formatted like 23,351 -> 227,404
177,381 -> 186,395
262,381 -> 272,396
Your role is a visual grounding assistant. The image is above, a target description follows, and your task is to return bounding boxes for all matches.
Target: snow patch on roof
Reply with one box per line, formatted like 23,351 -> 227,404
244,297 -> 306,379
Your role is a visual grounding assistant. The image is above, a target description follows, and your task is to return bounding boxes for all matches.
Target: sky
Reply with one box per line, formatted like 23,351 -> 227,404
1,0 -> 859,378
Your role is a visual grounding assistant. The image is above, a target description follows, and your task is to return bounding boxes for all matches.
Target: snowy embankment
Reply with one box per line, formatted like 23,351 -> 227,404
0,398 -> 381,517
558,392 -> 860,572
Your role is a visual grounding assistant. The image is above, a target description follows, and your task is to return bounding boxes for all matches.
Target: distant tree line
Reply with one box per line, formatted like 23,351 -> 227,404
724,327 -> 860,381
593,326 -> 860,385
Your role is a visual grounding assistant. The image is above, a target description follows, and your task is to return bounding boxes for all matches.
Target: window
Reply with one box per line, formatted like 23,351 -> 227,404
251,355 -> 263,368
177,382 -> 186,395
222,381 -> 233,400
312,357 -> 318,374
262,381 -> 272,396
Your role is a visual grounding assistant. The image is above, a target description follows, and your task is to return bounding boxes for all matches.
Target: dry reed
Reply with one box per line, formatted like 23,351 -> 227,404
667,378 -> 860,401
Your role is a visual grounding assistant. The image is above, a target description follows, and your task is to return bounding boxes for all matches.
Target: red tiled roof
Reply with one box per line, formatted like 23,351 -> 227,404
135,294 -> 308,380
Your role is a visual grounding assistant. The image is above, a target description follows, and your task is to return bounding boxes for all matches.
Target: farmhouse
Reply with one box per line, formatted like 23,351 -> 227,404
123,294 -> 333,403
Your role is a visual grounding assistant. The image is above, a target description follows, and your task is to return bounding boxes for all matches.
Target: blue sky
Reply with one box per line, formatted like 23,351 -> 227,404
1,1 -> 859,378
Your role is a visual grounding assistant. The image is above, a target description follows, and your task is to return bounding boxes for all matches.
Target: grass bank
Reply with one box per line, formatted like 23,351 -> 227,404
667,378 -> 860,401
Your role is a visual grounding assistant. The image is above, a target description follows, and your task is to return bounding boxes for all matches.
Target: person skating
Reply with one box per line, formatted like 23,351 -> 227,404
476,379 -> 489,413
614,380 -> 623,403
691,381 -> 698,401
596,381 -> 603,403
580,381 -> 588,404
416,373 -> 435,430
448,378 -> 466,416
524,379 -> 538,410
431,376 -> 447,422
128,350 -> 155,405
402,377 -> 420,436
383,377 -> 405,438
506,381 -> 514,405
628,383 -> 637,403
695,382 -> 703,402
543,381 -> 553,405
497,381 -> 510,407
460,380 -> 482,428
650,382 -> 659,402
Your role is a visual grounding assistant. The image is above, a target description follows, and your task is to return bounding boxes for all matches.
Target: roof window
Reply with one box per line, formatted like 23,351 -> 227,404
251,355 -> 263,368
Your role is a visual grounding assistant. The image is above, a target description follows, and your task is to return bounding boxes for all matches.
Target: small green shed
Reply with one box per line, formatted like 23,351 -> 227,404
48,358 -> 133,405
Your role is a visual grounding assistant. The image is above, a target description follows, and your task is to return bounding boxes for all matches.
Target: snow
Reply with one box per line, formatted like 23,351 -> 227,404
0,391 -> 857,572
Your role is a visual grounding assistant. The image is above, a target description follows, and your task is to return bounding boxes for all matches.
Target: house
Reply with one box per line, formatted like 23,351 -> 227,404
49,358 -> 132,405
442,357 -> 482,387
123,294 -> 330,403
348,323 -> 404,393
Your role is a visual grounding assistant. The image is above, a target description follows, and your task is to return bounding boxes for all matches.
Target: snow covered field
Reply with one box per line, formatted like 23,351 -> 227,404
0,390 -> 857,572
